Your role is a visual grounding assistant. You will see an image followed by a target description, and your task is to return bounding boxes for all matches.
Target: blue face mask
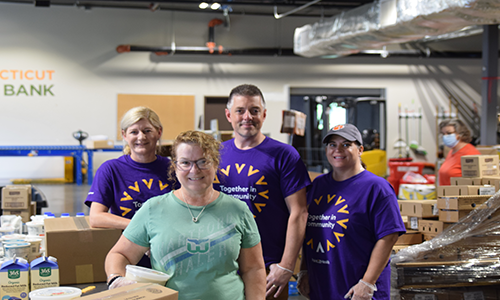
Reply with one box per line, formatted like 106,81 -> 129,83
443,133 -> 459,148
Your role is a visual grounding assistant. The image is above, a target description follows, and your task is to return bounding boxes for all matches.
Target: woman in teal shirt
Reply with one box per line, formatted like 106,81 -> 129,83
105,130 -> 266,300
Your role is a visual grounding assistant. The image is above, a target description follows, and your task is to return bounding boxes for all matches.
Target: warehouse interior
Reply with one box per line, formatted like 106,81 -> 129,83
0,0 -> 500,299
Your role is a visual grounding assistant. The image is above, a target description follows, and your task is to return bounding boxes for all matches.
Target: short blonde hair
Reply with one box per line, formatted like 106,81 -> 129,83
168,130 -> 221,185
439,119 -> 473,143
120,106 -> 163,155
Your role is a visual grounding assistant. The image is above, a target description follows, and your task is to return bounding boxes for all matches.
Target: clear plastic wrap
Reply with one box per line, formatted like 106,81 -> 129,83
294,0 -> 500,58
391,192 -> 500,299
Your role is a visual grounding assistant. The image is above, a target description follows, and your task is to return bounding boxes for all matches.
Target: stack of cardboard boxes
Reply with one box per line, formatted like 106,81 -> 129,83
393,152 -> 500,299
395,199 -> 438,251
1,185 -> 36,223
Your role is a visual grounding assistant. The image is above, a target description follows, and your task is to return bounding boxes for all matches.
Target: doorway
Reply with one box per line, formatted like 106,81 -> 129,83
289,87 -> 386,172
204,97 -> 232,131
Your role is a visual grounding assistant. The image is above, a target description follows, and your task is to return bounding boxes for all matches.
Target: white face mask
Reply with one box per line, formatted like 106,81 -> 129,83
443,133 -> 459,148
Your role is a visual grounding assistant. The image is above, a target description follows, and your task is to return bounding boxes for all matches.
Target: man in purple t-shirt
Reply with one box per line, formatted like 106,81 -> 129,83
213,84 -> 311,300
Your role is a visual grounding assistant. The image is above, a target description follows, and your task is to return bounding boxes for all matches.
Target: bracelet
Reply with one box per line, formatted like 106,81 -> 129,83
276,264 -> 294,274
359,279 -> 377,291
107,275 -> 122,286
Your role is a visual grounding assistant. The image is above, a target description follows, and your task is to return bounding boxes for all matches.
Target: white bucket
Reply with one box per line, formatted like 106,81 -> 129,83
4,242 -> 30,260
0,227 -> 15,237
29,287 -> 82,300
25,237 -> 42,255
125,265 -> 171,285
26,222 -> 45,236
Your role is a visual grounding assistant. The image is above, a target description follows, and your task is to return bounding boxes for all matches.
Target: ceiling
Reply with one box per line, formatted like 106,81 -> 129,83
2,0 -> 494,58
0,0 -> 374,17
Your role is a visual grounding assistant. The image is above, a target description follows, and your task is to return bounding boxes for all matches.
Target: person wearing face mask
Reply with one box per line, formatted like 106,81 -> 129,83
438,119 -> 480,185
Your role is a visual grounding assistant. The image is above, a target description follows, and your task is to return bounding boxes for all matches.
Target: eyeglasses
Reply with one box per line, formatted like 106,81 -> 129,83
175,159 -> 212,171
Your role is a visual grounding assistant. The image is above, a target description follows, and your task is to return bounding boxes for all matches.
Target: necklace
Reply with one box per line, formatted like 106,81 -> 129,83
181,189 -> 214,223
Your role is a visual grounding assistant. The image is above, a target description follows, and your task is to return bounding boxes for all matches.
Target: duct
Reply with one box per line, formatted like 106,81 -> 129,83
294,0 -> 500,58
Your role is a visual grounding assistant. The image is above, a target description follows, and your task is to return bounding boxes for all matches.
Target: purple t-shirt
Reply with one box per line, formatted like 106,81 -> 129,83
213,137 -> 311,266
304,170 -> 405,300
85,155 -> 174,219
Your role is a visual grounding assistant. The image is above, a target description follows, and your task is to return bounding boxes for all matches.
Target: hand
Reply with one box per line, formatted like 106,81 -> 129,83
344,280 -> 377,300
108,276 -> 137,290
296,271 -> 310,299
265,263 -> 293,298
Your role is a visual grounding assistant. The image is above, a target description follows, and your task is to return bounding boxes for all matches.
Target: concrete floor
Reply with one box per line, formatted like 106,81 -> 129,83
2,181 -> 307,299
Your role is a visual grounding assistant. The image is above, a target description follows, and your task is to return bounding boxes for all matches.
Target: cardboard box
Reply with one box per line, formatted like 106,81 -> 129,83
475,146 -> 500,156
2,201 -> 36,223
423,233 -> 439,241
398,184 -> 436,200
44,216 -> 121,285
400,200 -> 438,218
418,219 -> 451,235
80,283 -> 178,300
408,216 -> 422,230
87,139 -> 114,149
449,177 -> 483,185
482,177 -> 500,192
392,245 -> 410,254
395,230 -> 423,245
439,209 -> 471,223
1,185 -> 31,209
461,155 -> 499,178
308,171 -> 323,181
437,195 -> 490,210
280,110 -> 306,136
399,286 -> 499,300
401,215 -> 410,229
437,185 -> 496,197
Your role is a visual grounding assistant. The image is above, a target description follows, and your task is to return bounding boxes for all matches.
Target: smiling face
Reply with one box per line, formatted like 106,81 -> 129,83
325,135 -> 363,171
175,142 -> 216,196
122,118 -> 162,163
225,94 -> 266,140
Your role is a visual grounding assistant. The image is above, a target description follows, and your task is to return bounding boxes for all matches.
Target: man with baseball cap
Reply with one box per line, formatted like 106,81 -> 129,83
298,123 -> 405,300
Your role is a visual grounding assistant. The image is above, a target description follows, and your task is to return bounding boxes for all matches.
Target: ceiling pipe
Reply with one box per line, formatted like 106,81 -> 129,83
274,0 -> 322,19
207,18 -> 224,54
116,45 -> 296,56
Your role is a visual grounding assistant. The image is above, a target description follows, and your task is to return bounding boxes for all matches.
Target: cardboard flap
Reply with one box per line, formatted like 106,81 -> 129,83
80,283 -> 178,300
45,216 -> 109,232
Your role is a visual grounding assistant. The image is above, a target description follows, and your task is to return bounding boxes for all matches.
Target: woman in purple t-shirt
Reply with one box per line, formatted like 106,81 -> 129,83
85,106 -> 174,230
297,124 -> 405,300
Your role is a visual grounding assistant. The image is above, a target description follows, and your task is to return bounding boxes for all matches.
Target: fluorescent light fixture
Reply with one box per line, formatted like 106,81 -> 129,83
199,2 -> 209,9
211,2 -> 221,10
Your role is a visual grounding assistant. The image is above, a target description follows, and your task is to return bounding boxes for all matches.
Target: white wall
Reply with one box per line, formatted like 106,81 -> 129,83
0,3 -> 485,181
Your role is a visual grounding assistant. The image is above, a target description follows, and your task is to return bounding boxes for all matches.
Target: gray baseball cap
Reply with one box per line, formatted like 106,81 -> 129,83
322,124 -> 363,145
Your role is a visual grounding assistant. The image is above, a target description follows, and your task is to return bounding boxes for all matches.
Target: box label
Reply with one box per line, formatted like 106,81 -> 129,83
0,268 -> 29,299
31,267 -> 59,291
479,186 -> 495,195
410,217 -> 419,230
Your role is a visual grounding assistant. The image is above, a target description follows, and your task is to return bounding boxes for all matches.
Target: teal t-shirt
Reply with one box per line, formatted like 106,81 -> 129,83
123,191 -> 261,300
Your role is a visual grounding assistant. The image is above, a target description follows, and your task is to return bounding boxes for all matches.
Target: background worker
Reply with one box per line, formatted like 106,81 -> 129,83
438,119 -> 480,185
85,106 -> 175,267
213,84 -> 311,299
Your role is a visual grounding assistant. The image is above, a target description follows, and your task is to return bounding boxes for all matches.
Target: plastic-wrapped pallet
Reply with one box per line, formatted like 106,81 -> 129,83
391,191 -> 500,299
